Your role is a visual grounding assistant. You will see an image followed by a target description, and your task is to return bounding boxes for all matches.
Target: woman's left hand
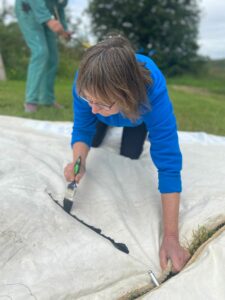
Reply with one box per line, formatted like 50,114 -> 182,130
159,236 -> 190,272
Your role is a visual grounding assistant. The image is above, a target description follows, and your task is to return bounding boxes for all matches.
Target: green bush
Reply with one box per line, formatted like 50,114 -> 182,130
57,42 -> 85,79
0,21 -> 29,79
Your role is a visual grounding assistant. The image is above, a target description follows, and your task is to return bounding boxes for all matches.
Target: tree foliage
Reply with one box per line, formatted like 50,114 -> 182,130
87,0 -> 202,75
0,21 -> 29,79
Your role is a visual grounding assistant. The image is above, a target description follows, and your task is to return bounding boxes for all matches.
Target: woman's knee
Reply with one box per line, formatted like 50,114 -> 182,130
120,123 -> 147,159
92,121 -> 108,147
120,145 -> 144,159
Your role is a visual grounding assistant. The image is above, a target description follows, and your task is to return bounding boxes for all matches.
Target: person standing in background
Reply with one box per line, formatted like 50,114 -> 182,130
15,0 -> 71,113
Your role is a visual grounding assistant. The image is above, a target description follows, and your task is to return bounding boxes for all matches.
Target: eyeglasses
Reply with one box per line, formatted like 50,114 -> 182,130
79,96 -> 116,111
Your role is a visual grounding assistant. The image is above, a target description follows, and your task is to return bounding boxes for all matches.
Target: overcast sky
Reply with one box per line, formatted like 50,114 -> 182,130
197,0 -> 225,59
2,0 -> 225,59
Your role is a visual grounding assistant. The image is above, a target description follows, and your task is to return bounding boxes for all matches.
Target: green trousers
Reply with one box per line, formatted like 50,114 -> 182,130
15,3 -> 58,105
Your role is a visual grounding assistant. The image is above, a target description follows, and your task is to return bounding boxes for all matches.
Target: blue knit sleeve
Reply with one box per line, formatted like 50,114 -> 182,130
71,76 -> 97,147
143,64 -> 182,194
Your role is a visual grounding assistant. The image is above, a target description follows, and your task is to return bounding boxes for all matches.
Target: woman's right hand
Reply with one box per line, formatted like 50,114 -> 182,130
46,19 -> 64,34
64,162 -> 86,183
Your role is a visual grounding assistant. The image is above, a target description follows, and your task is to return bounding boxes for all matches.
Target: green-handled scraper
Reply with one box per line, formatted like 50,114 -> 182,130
63,156 -> 81,213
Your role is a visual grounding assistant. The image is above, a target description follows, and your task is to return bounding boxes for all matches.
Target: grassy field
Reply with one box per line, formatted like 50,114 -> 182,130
0,79 -> 74,122
166,60 -> 225,136
0,60 -> 225,136
168,79 -> 225,136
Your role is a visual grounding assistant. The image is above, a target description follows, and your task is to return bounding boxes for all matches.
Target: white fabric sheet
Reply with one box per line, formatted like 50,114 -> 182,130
0,116 -> 225,300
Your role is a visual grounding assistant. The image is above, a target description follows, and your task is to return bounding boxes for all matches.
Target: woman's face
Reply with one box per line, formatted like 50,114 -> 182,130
81,92 -> 120,116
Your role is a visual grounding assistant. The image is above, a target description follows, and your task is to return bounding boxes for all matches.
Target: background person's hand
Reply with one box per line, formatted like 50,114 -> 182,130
46,19 -> 64,34
159,236 -> 190,273
64,162 -> 86,183
61,31 -> 72,41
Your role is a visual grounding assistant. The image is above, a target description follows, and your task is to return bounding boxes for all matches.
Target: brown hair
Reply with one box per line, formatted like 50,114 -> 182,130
77,35 -> 152,120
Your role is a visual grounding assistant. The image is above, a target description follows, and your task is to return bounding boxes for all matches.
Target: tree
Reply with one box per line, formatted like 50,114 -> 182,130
87,0 -> 201,75
0,0 -> 16,24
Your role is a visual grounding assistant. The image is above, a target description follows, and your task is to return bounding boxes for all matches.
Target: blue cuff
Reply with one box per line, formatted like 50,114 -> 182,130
158,172 -> 182,193
71,133 -> 93,148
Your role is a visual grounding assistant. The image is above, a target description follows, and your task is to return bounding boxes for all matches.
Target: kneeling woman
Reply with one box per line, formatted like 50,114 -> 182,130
64,35 -> 190,272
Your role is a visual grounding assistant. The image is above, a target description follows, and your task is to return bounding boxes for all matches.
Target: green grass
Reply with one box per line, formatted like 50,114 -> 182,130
187,223 -> 225,256
168,75 -> 225,95
0,67 -> 225,136
167,59 -> 225,95
166,62 -> 225,136
0,79 -> 74,122
168,86 -> 225,135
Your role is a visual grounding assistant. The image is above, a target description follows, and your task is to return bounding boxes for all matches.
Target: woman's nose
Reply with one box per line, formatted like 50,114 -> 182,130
91,104 -> 101,114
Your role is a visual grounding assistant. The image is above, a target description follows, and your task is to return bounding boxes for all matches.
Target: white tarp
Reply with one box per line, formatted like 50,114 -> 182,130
0,115 -> 225,300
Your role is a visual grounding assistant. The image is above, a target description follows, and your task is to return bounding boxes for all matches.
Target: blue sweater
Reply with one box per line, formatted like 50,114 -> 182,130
72,54 -> 182,194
